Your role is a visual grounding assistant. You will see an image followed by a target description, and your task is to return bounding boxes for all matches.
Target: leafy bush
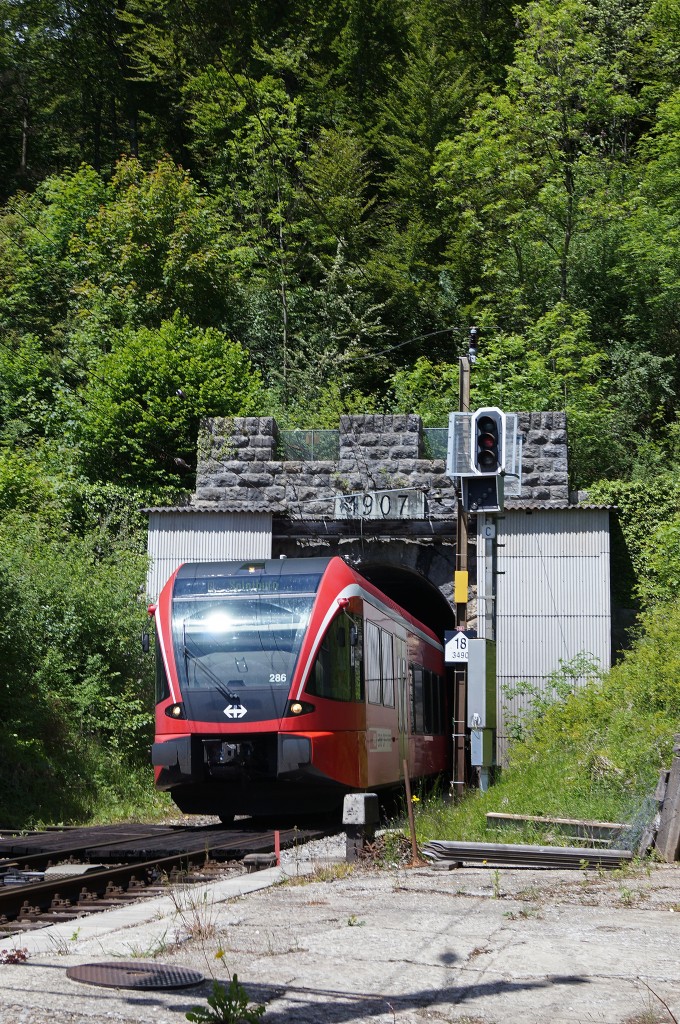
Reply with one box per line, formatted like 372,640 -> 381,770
0,508 -> 153,825
416,596 -> 680,843
186,976 -> 265,1024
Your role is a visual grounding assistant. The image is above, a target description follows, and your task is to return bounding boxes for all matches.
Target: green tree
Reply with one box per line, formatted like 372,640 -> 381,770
388,357 -> 458,424
73,314 -> 262,486
436,0 -> 641,312
67,157 -> 244,334
0,505 -> 152,825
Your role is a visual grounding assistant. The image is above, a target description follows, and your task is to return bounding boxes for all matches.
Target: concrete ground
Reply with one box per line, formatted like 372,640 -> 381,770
1,849 -> 679,1024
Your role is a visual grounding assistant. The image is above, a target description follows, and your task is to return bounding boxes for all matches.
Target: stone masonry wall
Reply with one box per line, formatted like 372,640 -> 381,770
193,412 -> 570,514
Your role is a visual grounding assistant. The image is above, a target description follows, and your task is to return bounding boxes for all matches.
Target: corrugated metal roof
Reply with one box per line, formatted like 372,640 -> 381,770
143,503 -> 276,514
504,501 -> 616,511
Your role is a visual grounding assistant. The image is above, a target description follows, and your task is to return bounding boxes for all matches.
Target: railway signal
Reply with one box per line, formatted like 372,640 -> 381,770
471,407 -> 505,475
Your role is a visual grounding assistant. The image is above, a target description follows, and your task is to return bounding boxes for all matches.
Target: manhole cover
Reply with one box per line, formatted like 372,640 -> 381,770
66,962 -> 204,990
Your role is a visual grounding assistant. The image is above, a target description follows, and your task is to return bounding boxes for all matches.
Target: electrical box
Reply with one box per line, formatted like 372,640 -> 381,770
462,475 -> 504,513
467,639 -> 496,729
470,728 -> 495,767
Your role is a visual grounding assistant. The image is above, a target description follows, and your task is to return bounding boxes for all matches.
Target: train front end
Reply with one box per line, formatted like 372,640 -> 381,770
150,557 -> 349,819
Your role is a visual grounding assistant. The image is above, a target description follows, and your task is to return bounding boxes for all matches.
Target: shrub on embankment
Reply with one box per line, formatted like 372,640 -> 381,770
417,595 -> 680,844
0,478 -> 164,827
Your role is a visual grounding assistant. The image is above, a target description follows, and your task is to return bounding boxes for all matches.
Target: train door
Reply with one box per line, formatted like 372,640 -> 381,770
365,619 -> 400,786
395,636 -> 409,777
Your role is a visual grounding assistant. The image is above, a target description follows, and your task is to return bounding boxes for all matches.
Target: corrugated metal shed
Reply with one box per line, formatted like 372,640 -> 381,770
146,509 -> 272,602
496,507 -> 611,761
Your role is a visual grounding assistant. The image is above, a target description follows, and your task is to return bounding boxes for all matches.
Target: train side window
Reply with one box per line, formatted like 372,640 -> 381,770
365,620 -> 382,704
352,619 -> 364,702
307,615 -> 355,701
423,669 -> 433,734
433,674 -> 444,734
155,633 -> 170,703
396,640 -> 409,731
310,633 -> 332,698
411,664 -> 424,733
381,629 -> 395,707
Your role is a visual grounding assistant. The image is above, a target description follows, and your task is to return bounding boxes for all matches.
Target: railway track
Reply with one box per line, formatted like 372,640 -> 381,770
0,822 -> 329,934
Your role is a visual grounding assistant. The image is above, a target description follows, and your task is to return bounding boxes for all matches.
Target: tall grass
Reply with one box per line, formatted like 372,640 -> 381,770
414,595 -> 680,846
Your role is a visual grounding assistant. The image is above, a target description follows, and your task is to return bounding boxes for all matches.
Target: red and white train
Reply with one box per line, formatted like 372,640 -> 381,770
150,556 -> 449,821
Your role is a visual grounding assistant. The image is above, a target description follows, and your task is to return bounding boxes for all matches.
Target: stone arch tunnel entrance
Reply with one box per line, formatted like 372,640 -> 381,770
272,531 -> 457,641
356,561 -> 457,639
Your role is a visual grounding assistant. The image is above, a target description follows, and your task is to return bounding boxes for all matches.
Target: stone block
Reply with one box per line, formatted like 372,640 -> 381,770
542,444 -> 567,460
526,430 -> 549,446
194,488 -> 226,502
262,486 -> 286,502
210,473 -> 241,488
240,473 -> 274,487
343,792 -> 380,826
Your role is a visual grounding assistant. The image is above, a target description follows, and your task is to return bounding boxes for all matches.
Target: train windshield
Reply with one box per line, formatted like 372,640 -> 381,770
171,572 -> 322,690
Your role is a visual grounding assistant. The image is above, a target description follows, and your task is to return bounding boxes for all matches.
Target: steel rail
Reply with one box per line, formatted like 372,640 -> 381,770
0,826 -> 324,926
0,826 -> 183,872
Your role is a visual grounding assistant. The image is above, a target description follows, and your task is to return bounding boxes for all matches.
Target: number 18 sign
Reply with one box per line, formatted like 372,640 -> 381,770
444,630 -> 470,663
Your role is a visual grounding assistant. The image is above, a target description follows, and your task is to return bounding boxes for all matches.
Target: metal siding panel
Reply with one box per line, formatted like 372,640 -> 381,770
147,512 -> 272,601
494,509 -> 611,764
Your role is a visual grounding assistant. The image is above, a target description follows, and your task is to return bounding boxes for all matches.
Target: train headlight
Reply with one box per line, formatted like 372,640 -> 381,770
287,700 -> 315,717
165,703 -> 186,719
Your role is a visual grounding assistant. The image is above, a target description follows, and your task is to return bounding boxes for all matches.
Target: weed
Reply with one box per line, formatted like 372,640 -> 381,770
374,829 -> 410,867
624,978 -> 679,1024
125,930 -> 174,958
47,932 -> 78,956
169,886 -> 219,943
186,975 -> 265,1024
491,869 -> 502,899
625,1012 -> 667,1024
0,947 -> 29,964
467,946 -> 490,960
619,886 -> 638,906
347,915 -> 365,927
504,906 -> 540,920
282,863 -> 354,886
516,885 -> 541,901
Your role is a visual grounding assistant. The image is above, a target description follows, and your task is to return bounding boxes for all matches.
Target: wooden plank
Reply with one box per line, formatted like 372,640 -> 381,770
654,769 -> 670,803
486,812 -> 628,842
655,735 -> 680,863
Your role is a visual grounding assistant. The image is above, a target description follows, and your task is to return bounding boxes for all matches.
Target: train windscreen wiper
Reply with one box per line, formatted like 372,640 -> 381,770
182,623 -> 241,701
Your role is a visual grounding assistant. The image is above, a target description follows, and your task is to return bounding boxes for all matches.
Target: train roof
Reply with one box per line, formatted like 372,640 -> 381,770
174,557 -> 333,581
171,557 -> 444,643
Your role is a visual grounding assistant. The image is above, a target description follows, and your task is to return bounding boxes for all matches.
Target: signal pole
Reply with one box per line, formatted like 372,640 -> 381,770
453,355 -> 471,794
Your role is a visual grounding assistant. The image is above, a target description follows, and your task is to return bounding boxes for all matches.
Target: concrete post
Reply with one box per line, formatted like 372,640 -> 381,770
343,793 -> 380,862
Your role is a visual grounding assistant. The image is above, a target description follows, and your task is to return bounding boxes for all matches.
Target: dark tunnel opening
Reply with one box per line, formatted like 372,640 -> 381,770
356,562 -> 456,640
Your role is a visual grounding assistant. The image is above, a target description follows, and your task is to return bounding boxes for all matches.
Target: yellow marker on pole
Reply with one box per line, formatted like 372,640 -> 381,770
454,570 -> 468,604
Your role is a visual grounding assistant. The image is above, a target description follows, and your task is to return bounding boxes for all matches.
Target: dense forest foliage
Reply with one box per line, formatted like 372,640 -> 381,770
1,0 -> 680,824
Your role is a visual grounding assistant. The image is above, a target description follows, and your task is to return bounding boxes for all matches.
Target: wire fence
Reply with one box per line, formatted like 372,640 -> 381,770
277,430 -> 340,461
422,427 -> 449,460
